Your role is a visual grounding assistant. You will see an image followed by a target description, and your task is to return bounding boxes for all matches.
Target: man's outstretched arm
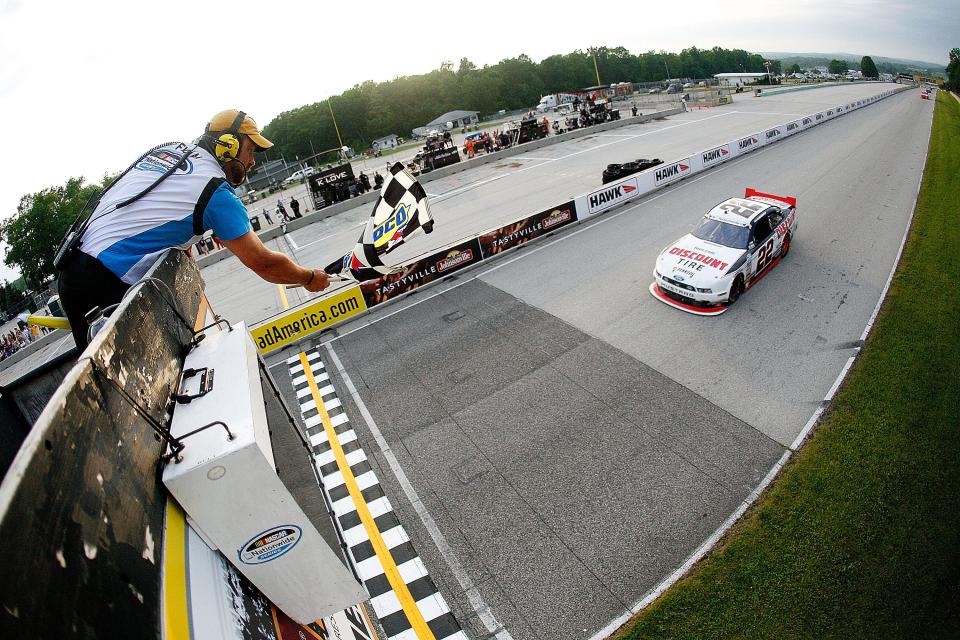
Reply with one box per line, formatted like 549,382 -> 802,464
222,231 -> 329,292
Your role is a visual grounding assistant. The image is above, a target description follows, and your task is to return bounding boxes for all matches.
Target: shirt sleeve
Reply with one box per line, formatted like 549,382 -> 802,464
203,182 -> 251,241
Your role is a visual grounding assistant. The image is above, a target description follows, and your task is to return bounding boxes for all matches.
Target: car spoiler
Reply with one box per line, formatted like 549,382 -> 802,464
745,188 -> 797,208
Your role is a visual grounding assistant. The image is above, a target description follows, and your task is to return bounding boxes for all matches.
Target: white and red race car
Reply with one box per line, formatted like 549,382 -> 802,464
650,188 -> 797,315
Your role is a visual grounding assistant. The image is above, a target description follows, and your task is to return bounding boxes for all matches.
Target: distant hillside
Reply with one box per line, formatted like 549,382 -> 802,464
761,51 -> 945,75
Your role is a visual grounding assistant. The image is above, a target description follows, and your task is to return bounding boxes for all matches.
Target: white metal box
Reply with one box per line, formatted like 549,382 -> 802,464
162,323 -> 366,623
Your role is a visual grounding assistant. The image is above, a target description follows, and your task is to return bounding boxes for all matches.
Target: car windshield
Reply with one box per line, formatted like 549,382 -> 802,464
691,218 -> 749,249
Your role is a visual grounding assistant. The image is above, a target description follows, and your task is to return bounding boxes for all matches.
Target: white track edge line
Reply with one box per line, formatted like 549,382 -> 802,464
591,85 -> 927,639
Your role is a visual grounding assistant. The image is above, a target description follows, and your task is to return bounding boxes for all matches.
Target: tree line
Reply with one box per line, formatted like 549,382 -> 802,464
261,46 -> 779,161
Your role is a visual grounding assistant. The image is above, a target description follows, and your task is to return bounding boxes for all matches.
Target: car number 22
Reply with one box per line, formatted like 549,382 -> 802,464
755,238 -> 775,273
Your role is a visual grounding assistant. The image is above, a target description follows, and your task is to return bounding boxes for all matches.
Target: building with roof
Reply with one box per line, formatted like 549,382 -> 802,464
714,72 -> 769,86
372,134 -> 400,151
426,110 -> 480,130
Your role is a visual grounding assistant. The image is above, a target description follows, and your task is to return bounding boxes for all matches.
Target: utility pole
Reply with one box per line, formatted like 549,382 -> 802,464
591,47 -> 602,86
328,99 -> 344,149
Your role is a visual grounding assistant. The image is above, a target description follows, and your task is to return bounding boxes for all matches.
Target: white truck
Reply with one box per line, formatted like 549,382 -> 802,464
536,93 -> 579,112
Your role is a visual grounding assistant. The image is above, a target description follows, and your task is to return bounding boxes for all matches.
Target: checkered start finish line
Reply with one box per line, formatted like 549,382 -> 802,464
288,349 -> 467,640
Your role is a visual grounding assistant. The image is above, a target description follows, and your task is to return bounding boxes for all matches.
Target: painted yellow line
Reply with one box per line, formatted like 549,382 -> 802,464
162,500 -> 190,640
27,314 -> 71,330
278,284 -> 290,311
299,352 -> 435,640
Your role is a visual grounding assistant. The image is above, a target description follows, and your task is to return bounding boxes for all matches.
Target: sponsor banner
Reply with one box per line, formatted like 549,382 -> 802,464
360,237 -> 483,307
309,163 -> 355,188
425,146 -> 461,170
700,144 -> 732,169
783,120 -> 802,137
800,115 -> 814,129
736,132 -> 762,154
580,177 -> 640,217
274,604 -> 375,640
479,201 -> 577,258
250,286 -> 367,353
761,126 -> 782,144
653,158 -> 692,187
813,111 -> 826,123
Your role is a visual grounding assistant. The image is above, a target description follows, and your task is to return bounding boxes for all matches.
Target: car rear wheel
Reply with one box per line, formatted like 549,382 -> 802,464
727,275 -> 745,304
781,233 -> 791,258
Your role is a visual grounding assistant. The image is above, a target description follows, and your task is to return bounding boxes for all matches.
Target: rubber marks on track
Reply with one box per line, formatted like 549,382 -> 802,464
287,349 -> 467,640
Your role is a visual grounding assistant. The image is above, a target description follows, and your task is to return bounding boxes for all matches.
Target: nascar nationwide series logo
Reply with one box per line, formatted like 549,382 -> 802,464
238,525 -> 302,565
654,161 -> 690,186
588,182 -> 637,213
437,248 -> 475,272
765,127 -> 781,140
701,146 -> 730,167
738,136 -> 759,151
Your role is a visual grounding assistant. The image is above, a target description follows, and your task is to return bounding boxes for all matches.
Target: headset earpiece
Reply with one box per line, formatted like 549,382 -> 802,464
207,110 -> 247,162
214,132 -> 241,161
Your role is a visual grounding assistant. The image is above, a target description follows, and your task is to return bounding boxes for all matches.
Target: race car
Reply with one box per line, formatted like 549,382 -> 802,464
650,188 -> 797,315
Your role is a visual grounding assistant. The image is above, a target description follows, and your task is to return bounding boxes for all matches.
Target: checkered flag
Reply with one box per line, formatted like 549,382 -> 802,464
324,162 -> 434,282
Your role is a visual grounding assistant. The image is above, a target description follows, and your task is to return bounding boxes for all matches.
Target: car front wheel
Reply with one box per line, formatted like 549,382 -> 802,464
727,275 -> 745,304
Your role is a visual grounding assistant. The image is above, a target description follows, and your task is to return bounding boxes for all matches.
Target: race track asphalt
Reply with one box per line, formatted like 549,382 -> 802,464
222,84 -> 931,640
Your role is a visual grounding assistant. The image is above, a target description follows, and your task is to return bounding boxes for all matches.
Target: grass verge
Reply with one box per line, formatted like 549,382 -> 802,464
616,90 -> 960,639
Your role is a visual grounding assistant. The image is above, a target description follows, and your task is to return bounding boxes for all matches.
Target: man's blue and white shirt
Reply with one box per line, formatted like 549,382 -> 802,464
79,142 -> 250,283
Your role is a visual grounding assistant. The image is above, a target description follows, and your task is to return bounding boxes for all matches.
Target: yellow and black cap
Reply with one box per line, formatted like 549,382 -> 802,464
206,109 -> 273,152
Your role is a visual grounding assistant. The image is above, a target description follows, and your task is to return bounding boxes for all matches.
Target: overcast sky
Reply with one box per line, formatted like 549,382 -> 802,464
1,0 -> 955,282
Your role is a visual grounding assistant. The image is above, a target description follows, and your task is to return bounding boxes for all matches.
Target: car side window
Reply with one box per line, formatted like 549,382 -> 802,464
768,209 -> 784,226
751,214 -> 771,244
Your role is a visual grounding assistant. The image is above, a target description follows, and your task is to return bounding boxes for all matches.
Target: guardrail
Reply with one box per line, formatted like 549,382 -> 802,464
250,85 -> 911,355
755,80 -> 882,97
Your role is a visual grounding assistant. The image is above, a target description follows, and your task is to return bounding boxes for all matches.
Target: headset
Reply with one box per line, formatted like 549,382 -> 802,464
204,110 -> 248,186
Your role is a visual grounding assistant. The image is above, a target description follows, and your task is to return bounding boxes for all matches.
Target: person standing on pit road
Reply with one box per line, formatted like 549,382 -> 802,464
289,195 -> 301,218
56,109 -> 330,350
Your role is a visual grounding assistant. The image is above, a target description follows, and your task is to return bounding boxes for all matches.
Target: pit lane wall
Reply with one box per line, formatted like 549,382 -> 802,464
250,85 -> 910,354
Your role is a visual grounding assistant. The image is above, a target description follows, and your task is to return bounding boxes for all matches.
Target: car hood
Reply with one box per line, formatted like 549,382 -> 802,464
656,235 -> 745,284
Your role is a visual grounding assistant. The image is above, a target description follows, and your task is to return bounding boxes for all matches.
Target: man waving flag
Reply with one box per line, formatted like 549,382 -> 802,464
324,162 -> 434,283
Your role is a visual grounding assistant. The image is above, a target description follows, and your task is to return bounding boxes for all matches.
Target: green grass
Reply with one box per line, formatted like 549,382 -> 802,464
616,91 -> 960,639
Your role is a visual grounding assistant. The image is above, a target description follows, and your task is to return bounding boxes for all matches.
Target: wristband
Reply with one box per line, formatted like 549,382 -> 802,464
304,271 -> 315,286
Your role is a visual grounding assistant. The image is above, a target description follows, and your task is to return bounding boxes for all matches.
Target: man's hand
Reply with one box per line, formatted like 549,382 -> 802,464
303,269 -> 329,293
